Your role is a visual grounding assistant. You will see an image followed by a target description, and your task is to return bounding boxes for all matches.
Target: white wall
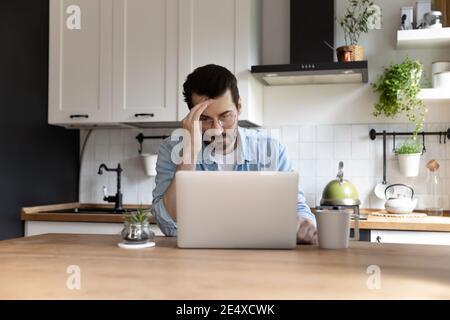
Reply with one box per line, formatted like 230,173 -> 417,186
262,0 -> 450,126
260,0 -> 450,209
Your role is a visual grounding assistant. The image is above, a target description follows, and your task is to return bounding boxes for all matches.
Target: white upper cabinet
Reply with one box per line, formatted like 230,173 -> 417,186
178,0 -> 263,126
49,0 -> 113,125
49,0 -> 262,127
112,0 -> 178,123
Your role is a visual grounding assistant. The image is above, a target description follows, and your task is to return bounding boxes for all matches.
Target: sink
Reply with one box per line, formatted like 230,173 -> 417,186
40,206 -> 150,215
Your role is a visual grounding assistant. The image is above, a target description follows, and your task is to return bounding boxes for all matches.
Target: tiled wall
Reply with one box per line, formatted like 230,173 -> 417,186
277,123 -> 450,210
80,123 -> 450,210
79,128 -> 173,205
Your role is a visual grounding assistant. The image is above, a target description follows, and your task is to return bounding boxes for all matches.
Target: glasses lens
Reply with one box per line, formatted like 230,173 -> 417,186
219,113 -> 236,128
200,113 -> 236,128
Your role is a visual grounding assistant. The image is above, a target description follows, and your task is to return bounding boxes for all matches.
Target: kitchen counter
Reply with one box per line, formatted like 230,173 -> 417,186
22,203 -> 450,232
351,214 -> 450,232
0,233 -> 449,299
21,202 -> 156,223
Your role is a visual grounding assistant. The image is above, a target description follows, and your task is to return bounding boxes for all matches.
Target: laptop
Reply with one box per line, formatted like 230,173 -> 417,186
175,171 -> 298,249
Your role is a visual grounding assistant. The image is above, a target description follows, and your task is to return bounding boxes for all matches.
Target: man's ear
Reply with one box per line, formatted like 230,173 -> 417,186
237,97 -> 243,115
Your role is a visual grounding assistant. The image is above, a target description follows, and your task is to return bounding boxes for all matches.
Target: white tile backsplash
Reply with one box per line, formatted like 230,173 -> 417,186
333,125 -> 352,142
351,142 -> 370,160
298,160 -> 316,177
278,123 -> 450,209
299,142 -> 316,160
351,125 -> 369,142
316,142 -> 334,159
281,126 -> 299,144
316,125 -> 333,142
334,142 -> 351,160
299,125 -> 316,142
80,124 -> 450,210
79,128 -> 173,205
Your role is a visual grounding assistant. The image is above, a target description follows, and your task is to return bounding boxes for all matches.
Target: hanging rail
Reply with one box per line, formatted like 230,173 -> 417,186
369,128 -> 450,185
136,133 -> 169,154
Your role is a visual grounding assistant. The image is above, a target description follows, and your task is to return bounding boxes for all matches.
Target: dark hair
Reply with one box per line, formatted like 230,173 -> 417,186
183,64 -> 240,110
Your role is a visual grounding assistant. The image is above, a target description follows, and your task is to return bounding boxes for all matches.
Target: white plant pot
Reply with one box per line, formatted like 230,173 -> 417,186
397,153 -> 421,177
141,153 -> 158,177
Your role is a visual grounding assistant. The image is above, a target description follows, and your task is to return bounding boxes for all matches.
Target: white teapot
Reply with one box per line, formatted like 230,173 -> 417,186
384,184 -> 418,214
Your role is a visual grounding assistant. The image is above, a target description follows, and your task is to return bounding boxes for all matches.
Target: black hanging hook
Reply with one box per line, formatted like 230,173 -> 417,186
135,133 -> 169,154
422,132 -> 426,154
392,132 -> 396,152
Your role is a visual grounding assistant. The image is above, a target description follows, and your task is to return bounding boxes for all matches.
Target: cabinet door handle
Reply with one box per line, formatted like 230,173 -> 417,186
376,236 -> 381,243
70,114 -> 89,119
134,113 -> 154,118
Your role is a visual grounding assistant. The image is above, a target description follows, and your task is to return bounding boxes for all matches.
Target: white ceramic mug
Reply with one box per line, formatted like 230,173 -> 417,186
315,210 -> 351,249
141,153 -> 158,176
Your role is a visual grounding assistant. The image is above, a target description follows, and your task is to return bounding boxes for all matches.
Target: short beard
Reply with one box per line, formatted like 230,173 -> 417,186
204,128 -> 238,155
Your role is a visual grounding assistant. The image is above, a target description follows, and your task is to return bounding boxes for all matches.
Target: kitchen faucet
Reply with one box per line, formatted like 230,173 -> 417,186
98,163 -> 123,211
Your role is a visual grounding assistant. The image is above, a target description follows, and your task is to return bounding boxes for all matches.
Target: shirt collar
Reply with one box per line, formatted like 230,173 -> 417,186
201,126 -> 254,165
236,126 -> 254,164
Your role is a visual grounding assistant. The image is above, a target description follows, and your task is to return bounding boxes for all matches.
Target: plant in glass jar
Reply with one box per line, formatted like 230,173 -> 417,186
121,208 -> 154,243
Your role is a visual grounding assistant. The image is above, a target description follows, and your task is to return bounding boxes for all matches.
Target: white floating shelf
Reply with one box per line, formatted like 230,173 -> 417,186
397,28 -> 450,49
419,88 -> 450,101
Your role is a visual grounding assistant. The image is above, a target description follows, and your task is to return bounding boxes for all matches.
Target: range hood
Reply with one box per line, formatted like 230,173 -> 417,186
251,0 -> 369,86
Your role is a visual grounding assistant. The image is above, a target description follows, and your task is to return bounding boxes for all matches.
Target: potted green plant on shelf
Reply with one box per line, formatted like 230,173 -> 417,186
372,57 -> 427,177
121,207 -> 154,244
337,0 -> 379,62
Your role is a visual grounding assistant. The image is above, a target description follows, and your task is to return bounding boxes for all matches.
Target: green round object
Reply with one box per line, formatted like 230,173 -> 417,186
320,179 -> 361,206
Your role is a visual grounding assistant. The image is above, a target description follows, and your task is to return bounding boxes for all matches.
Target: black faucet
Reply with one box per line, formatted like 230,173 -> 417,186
98,163 -> 123,211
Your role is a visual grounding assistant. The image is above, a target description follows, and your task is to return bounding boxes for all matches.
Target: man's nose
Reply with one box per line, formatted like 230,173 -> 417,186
212,119 -> 224,133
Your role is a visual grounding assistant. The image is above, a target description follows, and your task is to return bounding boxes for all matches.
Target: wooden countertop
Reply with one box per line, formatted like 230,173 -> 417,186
351,214 -> 450,232
21,202 -> 156,224
0,233 -> 449,299
21,203 -> 450,232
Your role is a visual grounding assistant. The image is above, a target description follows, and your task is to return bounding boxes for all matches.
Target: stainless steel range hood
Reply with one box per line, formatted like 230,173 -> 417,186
252,0 -> 369,86
251,61 -> 368,86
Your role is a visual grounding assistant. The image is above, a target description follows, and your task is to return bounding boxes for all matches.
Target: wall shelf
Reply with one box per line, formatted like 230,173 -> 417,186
397,28 -> 450,49
419,88 -> 450,101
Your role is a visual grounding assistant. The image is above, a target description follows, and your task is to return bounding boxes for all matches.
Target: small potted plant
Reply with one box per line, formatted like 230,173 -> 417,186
396,139 -> 423,177
337,0 -> 379,61
121,208 -> 154,244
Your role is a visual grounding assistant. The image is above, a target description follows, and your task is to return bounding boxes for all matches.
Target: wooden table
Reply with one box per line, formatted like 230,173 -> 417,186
0,234 -> 449,299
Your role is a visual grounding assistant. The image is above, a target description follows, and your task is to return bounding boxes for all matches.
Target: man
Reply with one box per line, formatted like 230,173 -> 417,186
151,64 -> 317,244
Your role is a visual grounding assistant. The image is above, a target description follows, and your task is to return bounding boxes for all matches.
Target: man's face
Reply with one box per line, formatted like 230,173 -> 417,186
191,89 -> 241,153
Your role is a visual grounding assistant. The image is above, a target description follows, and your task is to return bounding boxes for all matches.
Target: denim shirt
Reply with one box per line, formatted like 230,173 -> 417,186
151,126 -> 316,236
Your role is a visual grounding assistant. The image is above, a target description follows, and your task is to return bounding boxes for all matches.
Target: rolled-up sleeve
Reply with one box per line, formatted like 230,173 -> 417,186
276,141 -> 316,226
150,139 -> 178,236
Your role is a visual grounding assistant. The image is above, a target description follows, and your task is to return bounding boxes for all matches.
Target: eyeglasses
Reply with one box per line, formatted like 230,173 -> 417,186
199,112 -> 237,129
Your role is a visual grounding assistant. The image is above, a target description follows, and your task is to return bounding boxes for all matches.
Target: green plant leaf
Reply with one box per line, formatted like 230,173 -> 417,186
372,57 -> 426,138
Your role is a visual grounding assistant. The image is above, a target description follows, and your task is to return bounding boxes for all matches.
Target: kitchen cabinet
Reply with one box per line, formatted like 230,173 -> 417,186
49,0 -> 113,125
112,0 -> 178,123
178,0 -> 263,126
49,0 -> 263,127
